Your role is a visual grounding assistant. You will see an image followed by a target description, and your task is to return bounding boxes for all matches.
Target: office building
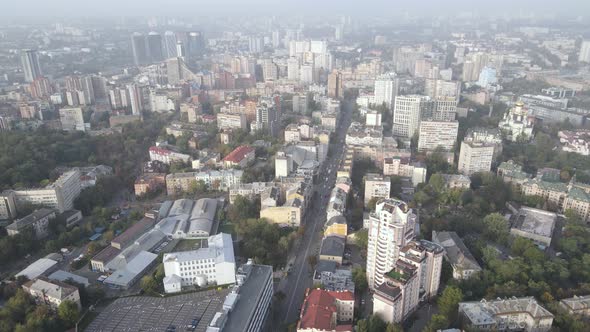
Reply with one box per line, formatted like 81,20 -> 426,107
417,120 -> 458,152
13,170 -> 82,213
147,32 -> 164,63
59,107 -> 85,132
458,297 -> 553,332
476,66 -> 498,87
22,277 -> 81,310
20,49 -> 42,82
432,231 -> 482,279
131,32 -> 149,66
374,72 -> 399,108
364,173 -> 391,205
6,208 -> 56,239
297,289 -> 355,332
328,70 -> 343,99
163,233 -> 236,293
366,199 -> 417,289
372,260 -> 420,324
458,127 -> 503,175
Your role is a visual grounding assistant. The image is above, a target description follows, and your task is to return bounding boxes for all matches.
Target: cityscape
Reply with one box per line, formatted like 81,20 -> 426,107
2,1 -> 590,331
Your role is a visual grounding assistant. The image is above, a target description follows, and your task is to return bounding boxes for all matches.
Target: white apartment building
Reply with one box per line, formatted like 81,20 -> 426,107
459,297 -> 554,332
425,79 -> 461,99
366,110 -> 382,127
163,233 -> 236,293
374,72 -> 399,108
392,95 -> 456,139
13,170 -> 82,212
458,128 -> 503,176
166,170 -> 243,195
372,261 -> 420,324
417,120 -> 459,152
579,40 -> 590,63
149,146 -> 192,165
59,107 -> 86,131
398,240 -> 444,299
366,199 -> 417,289
364,173 -> 391,205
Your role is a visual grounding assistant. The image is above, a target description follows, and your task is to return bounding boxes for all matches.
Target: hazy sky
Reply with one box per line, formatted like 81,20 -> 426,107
3,0 -> 590,17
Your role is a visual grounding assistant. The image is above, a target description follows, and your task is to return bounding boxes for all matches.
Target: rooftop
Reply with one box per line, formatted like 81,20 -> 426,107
510,206 -> 557,238
298,289 -> 354,331
560,295 -> 590,312
111,217 -> 156,248
460,297 -> 553,326
23,276 -> 78,301
320,236 -> 345,258
223,145 -> 255,163
16,258 -> 59,279
432,231 -> 482,273
6,208 -> 55,232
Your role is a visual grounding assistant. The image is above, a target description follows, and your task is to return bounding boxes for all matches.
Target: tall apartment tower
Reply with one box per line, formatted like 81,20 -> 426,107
366,199 -> 418,289
163,31 -> 178,59
20,49 -> 43,82
398,240 -> 444,299
131,33 -> 149,66
374,72 -> 399,108
579,41 -> 590,63
327,70 -> 343,99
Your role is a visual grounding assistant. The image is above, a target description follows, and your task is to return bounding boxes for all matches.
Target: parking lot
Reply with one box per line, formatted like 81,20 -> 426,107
85,289 -> 229,332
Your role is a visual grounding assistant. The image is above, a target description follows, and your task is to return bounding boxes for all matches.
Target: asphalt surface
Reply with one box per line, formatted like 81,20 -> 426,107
275,99 -> 353,328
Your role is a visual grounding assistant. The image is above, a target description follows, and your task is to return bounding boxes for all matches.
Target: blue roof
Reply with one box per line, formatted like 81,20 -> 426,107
94,226 -> 106,233
89,233 -> 102,241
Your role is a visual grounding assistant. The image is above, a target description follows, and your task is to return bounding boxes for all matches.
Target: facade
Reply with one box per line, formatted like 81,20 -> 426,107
59,107 -> 85,131
417,120 -> 459,152
327,70 -> 343,99
374,72 -> 399,108
364,173 -> 391,205
398,240 -> 444,299
20,49 -> 42,82
324,215 -> 348,238
443,174 -> 472,190
22,277 -> 81,310
432,231 -> 482,279
163,233 -> 236,293
458,127 -> 503,176
217,112 -> 247,131
0,190 -> 17,220
425,79 -> 461,99
458,297 -> 554,332
297,289 -> 354,332
6,208 -> 55,239
498,102 -> 535,142
372,261 -> 420,324
392,95 -> 457,138
149,146 -> 192,165
382,157 -> 427,187
558,130 -> 590,156
166,170 -> 243,194
13,170 -> 82,213
578,40 -> 590,63
366,199 -> 417,289
134,173 -> 166,196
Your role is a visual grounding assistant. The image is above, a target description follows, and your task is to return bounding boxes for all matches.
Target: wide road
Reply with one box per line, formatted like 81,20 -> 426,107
275,98 -> 354,328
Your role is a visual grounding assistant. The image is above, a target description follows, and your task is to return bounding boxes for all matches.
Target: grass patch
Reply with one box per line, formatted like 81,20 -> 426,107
173,239 -> 205,252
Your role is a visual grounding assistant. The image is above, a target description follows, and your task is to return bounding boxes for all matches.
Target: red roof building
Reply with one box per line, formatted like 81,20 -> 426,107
222,145 -> 255,169
297,288 -> 354,332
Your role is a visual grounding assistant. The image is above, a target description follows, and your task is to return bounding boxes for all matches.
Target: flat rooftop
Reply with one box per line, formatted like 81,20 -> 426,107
510,206 -> 557,238
85,289 -> 229,332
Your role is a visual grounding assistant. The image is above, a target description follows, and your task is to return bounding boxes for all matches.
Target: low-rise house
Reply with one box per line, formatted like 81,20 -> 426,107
297,289 -> 354,332
508,206 -> 557,248
134,173 -> 166,196
432,231 -> 482,280
443,174 -> 472,190
319,236 -> 346,265
6,208 -> 56,239
22,276 -> 81,310
222,145 -> 255,169
559,295 -> 590,317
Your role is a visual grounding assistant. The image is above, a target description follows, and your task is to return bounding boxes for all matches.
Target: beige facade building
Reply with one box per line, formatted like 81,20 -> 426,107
417,120 -> 458,152
364,173 -> 391,205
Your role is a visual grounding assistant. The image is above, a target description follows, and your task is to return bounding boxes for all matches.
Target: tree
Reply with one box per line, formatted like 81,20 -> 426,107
140,275 -> 158,294
422,314 -> 448,332
57,300 -> 80,328
366,197 -> 379,211
352,267 -> 368,294
307,255 -> 318,271
355,229 -> 368,250
429,173 -> 446,194
483,213 -> 510,244
437,286 -> 463,323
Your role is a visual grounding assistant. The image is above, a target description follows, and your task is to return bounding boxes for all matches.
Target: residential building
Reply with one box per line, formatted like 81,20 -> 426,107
0,190 -> 17,220
372,261 -> 420,324
374,72 -> 399,108
59,107 -> 85,132
22,277 -> 81,310
222,146 -> 255,169
20,49 -> 42,82
327,70 -> 343,99
578,40 -> 590,63
508,206 -> 557,248
382,157 -> 427,187
324,215 -> 348,238
297,289 -> 354,332
134,173 -> 166,196
260,199 -> 303,226
217,112 -> 247,131
398,240 -> 444,299
366,199 -> 417,289
417,120 -> 458,152
392,95 -> 457,138
432,231 -> 482,279
166,170 -> 242,194
458,297 -> 553,332
425,79 -> 461,99
346,122 -> 383,147
458,128 -> 503,176
163,233 -> 236,293
497,161 -> 531,187
443,174 -> 471,190
149,146 -> 192,165
366,110 -> 382,127
558,130 -> 590,156
364,173 -> 391,205
319,236 -> 346,265
559,295 -> 590,317
6,208 -> 55,239
498,101 -> 535,142
13,170 -> 82,212
229,182 -> 273,203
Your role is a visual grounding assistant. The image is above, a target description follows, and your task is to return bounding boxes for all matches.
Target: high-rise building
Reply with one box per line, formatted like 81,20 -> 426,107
398,240 -> 444,299
262,59 -> 278,81
372,260 -> 420,323
254,99 -> 278,136
300,64 -> 314,84
163,31 -> 178,59
20,49 -> 42,82
127,84 -> 147,116
579,40 -> 590,63
65,75 -> 95,105
417,120 -> 459,152
476,66 -> 497,87
366,199 -> 417,289
176,42 -> 185,60
458,127 -> 503,176
374,72 -> 399,108
327,70 -> 343,98
424,79 -> 460,99
249,36 -> 263,53
131,33 -> 149,66
287,57 -> 300,81
392,95 -> 457,138
187,32 -> 205,60
147,32 -> 164,63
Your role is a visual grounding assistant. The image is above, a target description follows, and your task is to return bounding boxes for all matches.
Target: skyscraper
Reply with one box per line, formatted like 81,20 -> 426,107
579,41 -> 590,63
187,32 -> 205,60
147,32 -> 164,63
163,31 -> 178,59
374,72 -> 399,108
131,33 -> 149,66
366,199 -> 417,289
127,84 -> 146,116
20,49 -> 42,82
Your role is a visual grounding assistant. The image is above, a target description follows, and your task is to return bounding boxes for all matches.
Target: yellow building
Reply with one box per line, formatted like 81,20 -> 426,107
324,215 -> 348,238
260,204 -> 302,227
